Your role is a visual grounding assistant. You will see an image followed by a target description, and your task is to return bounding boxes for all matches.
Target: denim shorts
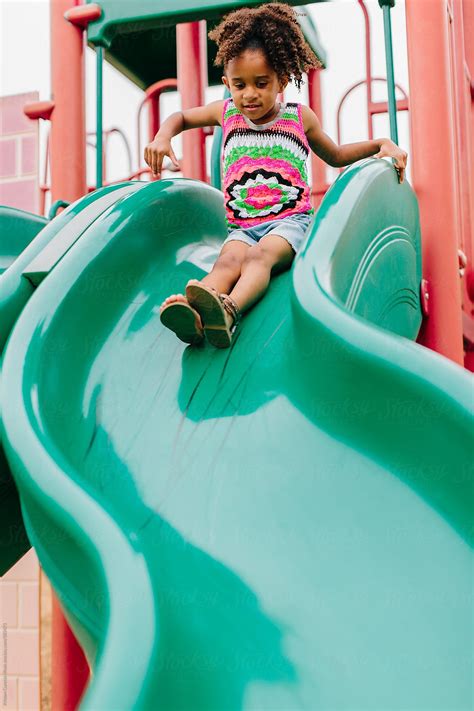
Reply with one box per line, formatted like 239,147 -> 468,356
223,212 -> 313,253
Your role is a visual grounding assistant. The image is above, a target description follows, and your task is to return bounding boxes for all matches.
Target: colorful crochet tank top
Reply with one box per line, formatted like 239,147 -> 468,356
222,98 -> 313,229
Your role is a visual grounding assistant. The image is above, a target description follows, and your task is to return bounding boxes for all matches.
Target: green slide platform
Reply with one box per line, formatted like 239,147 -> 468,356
1,161 -> 473,709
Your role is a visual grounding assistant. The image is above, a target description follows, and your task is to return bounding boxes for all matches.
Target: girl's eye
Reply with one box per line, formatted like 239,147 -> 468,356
257,83 -> 267,88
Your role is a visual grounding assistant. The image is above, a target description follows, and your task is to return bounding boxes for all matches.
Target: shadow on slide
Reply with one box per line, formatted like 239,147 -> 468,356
1,162 -> 473,709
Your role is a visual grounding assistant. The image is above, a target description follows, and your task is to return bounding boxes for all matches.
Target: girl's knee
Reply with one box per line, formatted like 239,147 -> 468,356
243,244 -> 273,268
216,251 -> 244,271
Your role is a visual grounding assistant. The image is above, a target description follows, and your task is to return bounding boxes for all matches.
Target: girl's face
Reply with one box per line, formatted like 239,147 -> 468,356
223,49 -> 287,124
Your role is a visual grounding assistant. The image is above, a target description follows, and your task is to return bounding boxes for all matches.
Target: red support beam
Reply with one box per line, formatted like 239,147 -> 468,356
463,0 -> 474,185
50,0 -> 87,204
51,596 -> 90,711
452,0 -> 474,369
176,21 -> 207,182
450,0 -> 473,261
405,0 -> 464,365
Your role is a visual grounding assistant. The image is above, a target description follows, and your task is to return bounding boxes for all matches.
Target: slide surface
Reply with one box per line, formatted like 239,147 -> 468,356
2,164 -> 473,710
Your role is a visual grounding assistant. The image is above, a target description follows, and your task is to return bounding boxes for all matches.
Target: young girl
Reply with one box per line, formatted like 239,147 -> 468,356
144,2 -> 407,349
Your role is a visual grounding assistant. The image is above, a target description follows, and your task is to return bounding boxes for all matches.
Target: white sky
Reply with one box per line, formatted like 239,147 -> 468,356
0,0 -> 410,203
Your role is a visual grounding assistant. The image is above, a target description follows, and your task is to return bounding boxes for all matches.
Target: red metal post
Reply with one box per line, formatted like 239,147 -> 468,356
463,0 -> 474,191
405,0 -> 464,365
176,21 -> 207,181
450,0 -> 473,258
307,68 -> 328,208
149,99 -> 160,145
358,0 -> 374,140
50,1 -> 89,708
51,596 -> 90,711
137,78 -> 178,168
462,0 -> 474,228
452,0 -> 474,371
50,0 -> 87,203
462,0 -> 474,317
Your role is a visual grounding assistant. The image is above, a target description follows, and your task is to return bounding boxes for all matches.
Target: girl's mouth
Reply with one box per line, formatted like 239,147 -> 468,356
244,105 -> 260,111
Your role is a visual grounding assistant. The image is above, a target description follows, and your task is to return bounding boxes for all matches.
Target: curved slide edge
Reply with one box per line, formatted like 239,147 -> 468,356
0,182 -> 145,574
293,159 -> 474,545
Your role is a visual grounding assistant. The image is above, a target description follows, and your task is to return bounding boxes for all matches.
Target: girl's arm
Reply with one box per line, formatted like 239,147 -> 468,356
144,100 -> 224,178
301,105 -> 408,182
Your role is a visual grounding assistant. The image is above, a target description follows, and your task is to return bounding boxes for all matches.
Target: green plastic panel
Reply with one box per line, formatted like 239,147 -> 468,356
23,185 -> 144,286
86,2 -> 327,89
0,182 -> 140,353
1,168 -> 473,709
310,158 -> 422,338
0,206 -> 47,274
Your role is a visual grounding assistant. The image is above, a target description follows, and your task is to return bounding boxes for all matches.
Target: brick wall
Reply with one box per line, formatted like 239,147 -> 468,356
1,553 -> 40,710
0,92 -> 40,213
1,91 -> 41,711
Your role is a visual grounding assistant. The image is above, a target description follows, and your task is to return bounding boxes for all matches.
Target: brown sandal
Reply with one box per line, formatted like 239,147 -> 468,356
185,281 -> 241,349
160,299 -> 204,345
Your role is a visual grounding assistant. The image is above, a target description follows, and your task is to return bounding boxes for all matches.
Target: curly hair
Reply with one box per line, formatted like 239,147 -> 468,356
208,2 -> 322,90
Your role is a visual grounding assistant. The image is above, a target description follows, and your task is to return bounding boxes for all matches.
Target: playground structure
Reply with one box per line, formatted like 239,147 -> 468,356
0,1 -> 473,709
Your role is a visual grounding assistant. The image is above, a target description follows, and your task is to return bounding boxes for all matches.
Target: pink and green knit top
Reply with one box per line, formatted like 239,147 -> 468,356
222,98 -> 313,229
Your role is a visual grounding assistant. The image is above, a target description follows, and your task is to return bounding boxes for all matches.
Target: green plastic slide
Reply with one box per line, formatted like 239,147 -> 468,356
1,161 -> 473,709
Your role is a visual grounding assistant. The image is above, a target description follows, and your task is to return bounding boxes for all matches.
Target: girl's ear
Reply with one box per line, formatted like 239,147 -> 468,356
222,75 -> 230,89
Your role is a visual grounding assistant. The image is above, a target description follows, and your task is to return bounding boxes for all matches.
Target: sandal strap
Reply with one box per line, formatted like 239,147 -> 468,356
220,294 -> 241,327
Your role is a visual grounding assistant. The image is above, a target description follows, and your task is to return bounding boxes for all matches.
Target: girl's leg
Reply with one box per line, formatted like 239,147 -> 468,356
183,234 -> 293,347
228,234 -> 295,313
199,240 -> 250,294
161,240 -> 249,312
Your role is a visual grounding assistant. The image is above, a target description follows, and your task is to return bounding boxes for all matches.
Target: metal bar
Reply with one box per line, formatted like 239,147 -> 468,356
137,79 -> 178,172
96,46 -> 104,188
380,3 -> 399,143
358,1 -> 374,139
369,98 -> 409,114
336,77 -> 408,145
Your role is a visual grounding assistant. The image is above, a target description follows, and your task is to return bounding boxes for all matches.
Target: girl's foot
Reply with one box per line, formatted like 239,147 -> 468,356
159,294 -> 204,345
185,280 -> 241,349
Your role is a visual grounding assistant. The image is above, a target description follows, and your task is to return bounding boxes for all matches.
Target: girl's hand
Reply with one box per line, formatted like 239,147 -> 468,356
373,139 -> 408,183
144,137 -> 180,179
